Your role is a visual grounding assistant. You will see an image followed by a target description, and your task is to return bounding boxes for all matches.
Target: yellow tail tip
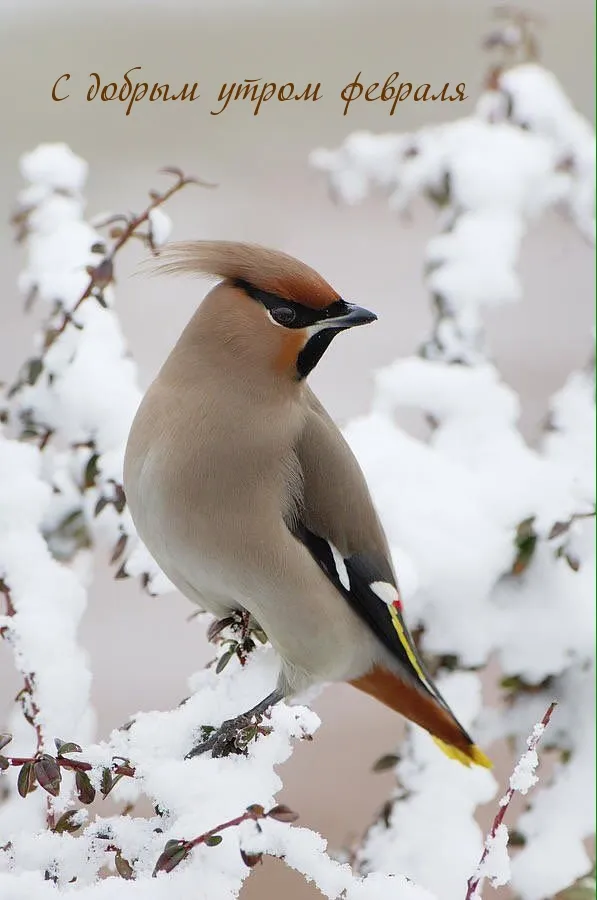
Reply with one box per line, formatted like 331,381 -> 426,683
432,737 -> 493,769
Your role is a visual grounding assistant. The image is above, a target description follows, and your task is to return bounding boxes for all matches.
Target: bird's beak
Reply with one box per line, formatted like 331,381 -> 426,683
327,303 -> 378,330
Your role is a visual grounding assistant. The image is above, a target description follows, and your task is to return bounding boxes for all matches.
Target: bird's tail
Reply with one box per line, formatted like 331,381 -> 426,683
350,666 -> 492,769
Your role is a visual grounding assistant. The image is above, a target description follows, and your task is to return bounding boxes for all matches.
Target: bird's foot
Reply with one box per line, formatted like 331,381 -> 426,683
185,713 -> 272,759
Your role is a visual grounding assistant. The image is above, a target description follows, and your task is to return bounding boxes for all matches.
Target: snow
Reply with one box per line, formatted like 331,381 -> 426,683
474,824 -> 511,892
20,144 -> 88,194
357,673 -> 496,899
148,208 -> 173,248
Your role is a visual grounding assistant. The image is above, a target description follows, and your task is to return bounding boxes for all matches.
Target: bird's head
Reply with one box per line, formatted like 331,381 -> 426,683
154,241 -> 377,382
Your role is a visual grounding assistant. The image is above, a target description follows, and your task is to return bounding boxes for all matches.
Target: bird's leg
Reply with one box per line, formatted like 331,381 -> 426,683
185,688 -> 285,759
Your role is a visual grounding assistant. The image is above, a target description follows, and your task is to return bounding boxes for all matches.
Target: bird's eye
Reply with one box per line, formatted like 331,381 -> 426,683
270,306 -> 297,326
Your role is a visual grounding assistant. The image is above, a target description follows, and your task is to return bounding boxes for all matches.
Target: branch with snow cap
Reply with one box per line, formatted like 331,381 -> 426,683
466,701 -> 557,899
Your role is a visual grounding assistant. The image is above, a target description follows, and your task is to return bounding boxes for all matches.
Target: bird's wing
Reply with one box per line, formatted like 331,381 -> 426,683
291,389 -> 491,769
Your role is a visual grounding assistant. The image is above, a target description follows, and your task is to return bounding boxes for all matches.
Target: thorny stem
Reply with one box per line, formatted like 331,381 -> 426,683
152,803 -> 298,876
1,578 -> 53,826
187,807 -> 263,852
40,169 -> 209,346
4,755 -> 136,779
0,580 -> 44,754
465,701 -> 557,900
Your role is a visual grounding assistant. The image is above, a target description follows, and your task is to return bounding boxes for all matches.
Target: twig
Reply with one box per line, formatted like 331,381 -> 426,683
465,701 -> 557,900
0,580 -> 44,754
43,169 -> 207,348
152,803 -> 298,876
4,754 -> 135,779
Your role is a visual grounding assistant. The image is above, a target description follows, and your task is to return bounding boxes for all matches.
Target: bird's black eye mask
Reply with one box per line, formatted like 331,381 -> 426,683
235,279 -> 350,329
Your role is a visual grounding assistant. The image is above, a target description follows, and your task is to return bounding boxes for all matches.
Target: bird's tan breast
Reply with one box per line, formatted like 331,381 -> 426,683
123,376 -> 304,607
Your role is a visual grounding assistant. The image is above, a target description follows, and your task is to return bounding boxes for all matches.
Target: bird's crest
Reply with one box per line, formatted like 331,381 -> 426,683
152,240 -> 341,310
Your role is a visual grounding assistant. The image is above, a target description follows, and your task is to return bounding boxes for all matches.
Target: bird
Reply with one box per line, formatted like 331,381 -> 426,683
123,240 -> 491,768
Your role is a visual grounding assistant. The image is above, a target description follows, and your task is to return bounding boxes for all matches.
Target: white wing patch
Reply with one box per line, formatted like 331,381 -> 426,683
371,580 -> 399,606
329,543 -> 351,590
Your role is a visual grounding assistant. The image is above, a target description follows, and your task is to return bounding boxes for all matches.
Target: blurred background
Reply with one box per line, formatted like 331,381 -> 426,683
0,1 -> 594,897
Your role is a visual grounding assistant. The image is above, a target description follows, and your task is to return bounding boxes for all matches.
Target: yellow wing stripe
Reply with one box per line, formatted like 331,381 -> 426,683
388,602 -> 434,692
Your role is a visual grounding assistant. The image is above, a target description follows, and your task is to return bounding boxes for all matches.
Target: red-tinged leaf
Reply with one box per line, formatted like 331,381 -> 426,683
114,563 -> 129,580
110,533 -> 127,564
152,840 -> 189,876
548,520 -> 570,540
0,734 -> 12,752
34,754 -> 62,797
207,616 -> 234,643
75,769 -> 96,805
240,849 -> 263,868
246,804 -> 265,817
204,834 -> 222,847
89,258 -> 114,290
115,851 -> 134,879
17,761 -> 36,797
53,810 -> 83,834
113,484 -> 126,514
267,804 -> 299,823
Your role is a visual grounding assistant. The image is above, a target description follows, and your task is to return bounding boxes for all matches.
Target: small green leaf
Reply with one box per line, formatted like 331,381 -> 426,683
53,809 -> 84,834
94,496 -> 110,517
115,851 -> 134,879
26,358 -> 43,386
55,739 -> 82,755
372,753 -> 400,773
0,756 -> 9,771
0,734 -> 12,752
100,768 -> 114,797
17,761 -> 36,797
152,840 -> 189,876
204,834 -> 222,847
84,454 -> 100,489
252,629 -> 268,644
75,769 -> 96,805
215,647 -> 236,674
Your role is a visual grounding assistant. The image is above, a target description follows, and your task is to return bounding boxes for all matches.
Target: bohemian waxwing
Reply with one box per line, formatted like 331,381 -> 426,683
123,240 -> 491,768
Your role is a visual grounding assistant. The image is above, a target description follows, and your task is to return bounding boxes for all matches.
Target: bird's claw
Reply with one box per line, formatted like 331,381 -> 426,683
185,713 -> 258,759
